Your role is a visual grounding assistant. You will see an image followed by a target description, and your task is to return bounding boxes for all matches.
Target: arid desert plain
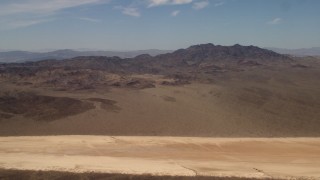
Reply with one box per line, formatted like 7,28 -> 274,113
0,44 -> 320,179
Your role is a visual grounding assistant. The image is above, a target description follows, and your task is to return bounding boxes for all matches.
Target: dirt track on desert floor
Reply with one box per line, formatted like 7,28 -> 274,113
0,136 -> 319,179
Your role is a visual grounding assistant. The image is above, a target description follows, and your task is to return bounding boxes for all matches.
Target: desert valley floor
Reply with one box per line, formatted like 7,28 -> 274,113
0,44 -> 320,179
1,70 -> 320,137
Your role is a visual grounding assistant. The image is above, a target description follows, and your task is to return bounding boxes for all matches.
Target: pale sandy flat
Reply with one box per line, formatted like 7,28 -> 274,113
0,136 -> 320,179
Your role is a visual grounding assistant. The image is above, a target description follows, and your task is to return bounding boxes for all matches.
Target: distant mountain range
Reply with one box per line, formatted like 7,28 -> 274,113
266,47 -> 320,57
1,46 -> 319,63
1,43 -> 290,74
0,49 -> 173,63
0,43 -> 292,91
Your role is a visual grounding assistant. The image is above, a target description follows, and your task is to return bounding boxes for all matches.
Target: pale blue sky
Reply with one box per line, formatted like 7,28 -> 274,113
0,0 -> 319,51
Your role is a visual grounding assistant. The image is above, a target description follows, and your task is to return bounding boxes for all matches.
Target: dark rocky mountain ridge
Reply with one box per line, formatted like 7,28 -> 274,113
0,43 -> 292,80
0,43 -> 293,90
150,43 -> 288,67
0,44 -> 291,81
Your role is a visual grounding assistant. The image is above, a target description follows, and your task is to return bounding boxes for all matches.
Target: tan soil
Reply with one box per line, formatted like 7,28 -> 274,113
0,136 -> 319,179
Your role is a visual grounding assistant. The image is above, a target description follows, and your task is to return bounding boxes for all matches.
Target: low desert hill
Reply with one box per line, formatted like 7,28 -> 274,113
0,44 -> 319,137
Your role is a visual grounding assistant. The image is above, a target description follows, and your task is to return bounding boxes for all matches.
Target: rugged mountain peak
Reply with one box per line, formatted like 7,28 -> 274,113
170,43 -> 286,60
150,43 -> 291,69
188,43 -> 215,50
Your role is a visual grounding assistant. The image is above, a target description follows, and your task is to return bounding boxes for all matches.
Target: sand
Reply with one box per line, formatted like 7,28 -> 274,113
0,136 -> 319,179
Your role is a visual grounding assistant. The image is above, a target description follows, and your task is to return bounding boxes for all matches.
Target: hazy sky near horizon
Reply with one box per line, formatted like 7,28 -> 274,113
0,0 -> 319,51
